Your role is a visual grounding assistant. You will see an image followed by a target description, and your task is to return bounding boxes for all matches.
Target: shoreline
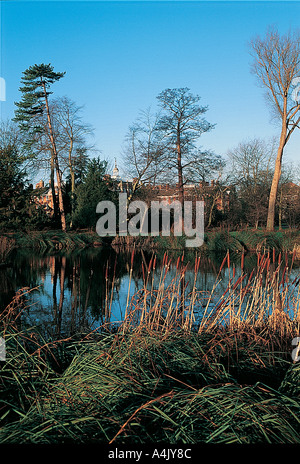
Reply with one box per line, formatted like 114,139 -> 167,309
0,228 -> 299,254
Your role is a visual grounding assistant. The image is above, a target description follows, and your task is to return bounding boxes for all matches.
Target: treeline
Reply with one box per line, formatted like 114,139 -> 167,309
0,63 -> 116,231
0,126 -> 116,231
1,114 -> 299,232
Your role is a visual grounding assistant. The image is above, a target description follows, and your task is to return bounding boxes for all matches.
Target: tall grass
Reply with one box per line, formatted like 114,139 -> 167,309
1,250 -> 300,444
4,230 -> 102,252
115,248 -> 300,340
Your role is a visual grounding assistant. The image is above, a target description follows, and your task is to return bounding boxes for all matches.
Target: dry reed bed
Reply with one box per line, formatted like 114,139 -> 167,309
0,250 -> 300,444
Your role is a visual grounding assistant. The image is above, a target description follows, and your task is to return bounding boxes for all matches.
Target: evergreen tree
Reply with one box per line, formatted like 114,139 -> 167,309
72,157 -> 115,229
0,144 -> 49,230
14,63 -> 67,231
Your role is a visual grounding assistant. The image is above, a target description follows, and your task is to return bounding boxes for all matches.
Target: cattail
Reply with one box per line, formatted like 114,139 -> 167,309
195,256 -> 201,274
162,252 -> 167,266
148,256 -> 153,274
279,266 -> 287,287
105,262 -> 108,280
219,254 -> 227,274
291,248 -> 296,269
257,252 -> 261,268
142,262 -> 145,282
130,247 -> 135,269
266,257 -> 270,274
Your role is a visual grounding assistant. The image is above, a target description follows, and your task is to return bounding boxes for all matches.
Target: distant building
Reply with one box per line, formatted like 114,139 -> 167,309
107,159 -> 135,195
111,158 -> 121,181
106,160 -> 232,212
34,180 -> 60,215
34,159 -> 232,217
153,180 -> 231,211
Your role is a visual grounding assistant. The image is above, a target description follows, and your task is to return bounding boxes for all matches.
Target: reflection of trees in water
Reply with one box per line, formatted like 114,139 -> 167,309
1,246 -> 298,337
0,249 -> 49,311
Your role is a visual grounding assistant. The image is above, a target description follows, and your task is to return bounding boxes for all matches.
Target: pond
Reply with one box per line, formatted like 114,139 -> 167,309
1,246 -> 299,337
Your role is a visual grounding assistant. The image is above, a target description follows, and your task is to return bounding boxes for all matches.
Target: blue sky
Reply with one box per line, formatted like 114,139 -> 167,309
0,1 -> 300,180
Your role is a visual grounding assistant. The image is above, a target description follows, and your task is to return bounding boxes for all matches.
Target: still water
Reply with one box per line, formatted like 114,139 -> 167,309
1,246 -> 299,337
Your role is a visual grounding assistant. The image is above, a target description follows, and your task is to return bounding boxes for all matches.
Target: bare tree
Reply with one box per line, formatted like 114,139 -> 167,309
156,88 -> 215,204
17,96 -> 95,224
227,138 -> 275,184
227,138 -> 276,228
122,108 -> 167,201
50,96 -> 95,195
277,161 -> 300,229
250,27 -> 300,230
49,97 -> 95,225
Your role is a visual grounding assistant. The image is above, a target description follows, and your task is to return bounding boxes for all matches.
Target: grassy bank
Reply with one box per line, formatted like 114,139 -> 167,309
0,228 -> 299,260
0,230 -> 103,256
112,229 -> 300,255
1,251 -> 300,444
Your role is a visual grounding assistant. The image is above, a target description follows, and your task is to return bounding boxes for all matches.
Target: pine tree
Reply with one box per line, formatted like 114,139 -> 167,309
14,63 -> 67,231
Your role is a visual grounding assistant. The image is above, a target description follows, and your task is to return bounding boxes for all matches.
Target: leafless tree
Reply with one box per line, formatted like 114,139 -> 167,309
156,88 -> 215,205
227,138 -> 276,228
250,27 -> 300,230
23,97 -> 95,222
50,96 -> 95,194
122,108 -> 168,201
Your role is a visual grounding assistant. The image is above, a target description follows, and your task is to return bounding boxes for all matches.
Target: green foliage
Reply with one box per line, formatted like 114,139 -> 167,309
0,145 -> 49,230
72,157 -> 116,229
206,230 -> 244,253
14,63 -> 65,141
279,362 -> 300,397
1,327 -> 300,444
8,230 -> 102,251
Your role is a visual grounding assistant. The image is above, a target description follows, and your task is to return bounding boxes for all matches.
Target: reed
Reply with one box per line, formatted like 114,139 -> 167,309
6,231 -> 102,251
114,249 -> 299,343
1,251 -> 300,444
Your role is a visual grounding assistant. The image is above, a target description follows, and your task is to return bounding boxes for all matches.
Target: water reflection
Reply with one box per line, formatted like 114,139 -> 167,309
0,246 -> 299,337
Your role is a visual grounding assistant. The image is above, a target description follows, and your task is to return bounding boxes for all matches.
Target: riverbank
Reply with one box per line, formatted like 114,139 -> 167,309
1,228 -> 300,258
1,251 -> 300,444
112,228 -> 300,256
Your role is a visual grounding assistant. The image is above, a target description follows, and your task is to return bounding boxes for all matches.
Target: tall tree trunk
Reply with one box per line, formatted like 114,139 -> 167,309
278,187 -> 283,231
50,152 -> 58,220
207,197 -> 215,229
266,125 -> 287,231
41,81 -> 67,232
176,129 -> 184,205
68,139 -> 75,228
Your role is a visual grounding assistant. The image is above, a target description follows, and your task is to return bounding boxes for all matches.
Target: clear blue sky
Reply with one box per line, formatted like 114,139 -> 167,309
1,1 -> 300,180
